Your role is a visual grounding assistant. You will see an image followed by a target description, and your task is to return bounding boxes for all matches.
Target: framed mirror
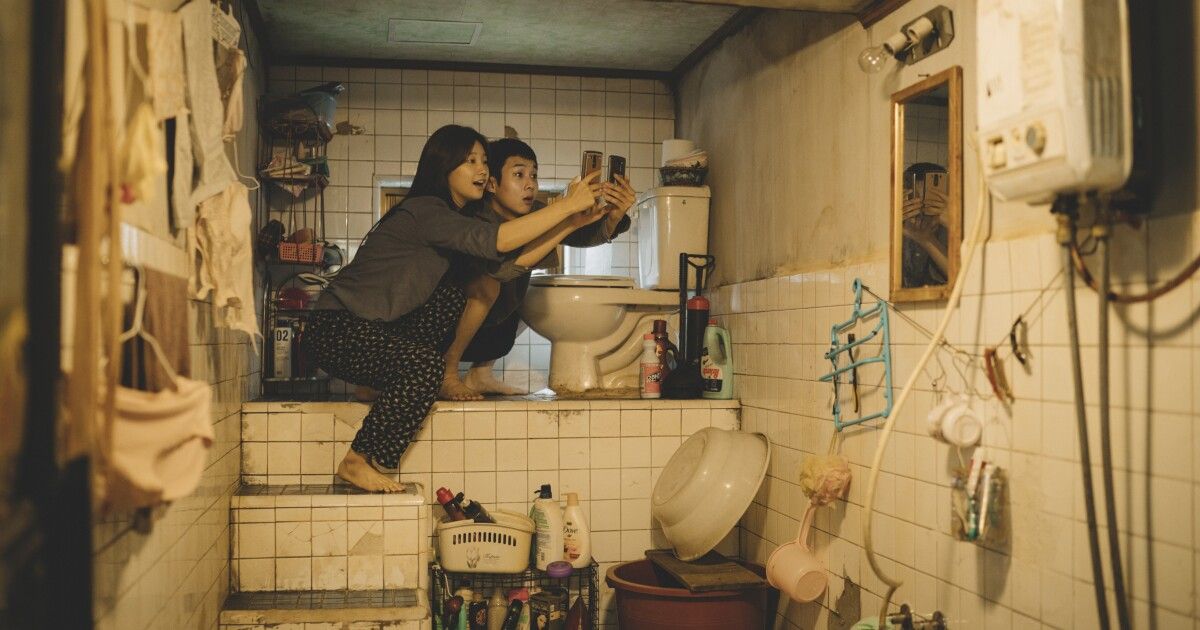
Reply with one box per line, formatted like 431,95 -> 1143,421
890,66 -> 962,302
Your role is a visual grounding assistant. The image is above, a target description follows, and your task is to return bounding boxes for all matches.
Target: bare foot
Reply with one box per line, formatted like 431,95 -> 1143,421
336,450 -> 403,493
354,385 -> 379,402
463,367 -> 526,396
439,375 -> 484,401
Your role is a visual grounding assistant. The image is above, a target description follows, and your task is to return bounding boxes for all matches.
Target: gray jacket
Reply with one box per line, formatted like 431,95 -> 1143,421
315,196 -> 509,321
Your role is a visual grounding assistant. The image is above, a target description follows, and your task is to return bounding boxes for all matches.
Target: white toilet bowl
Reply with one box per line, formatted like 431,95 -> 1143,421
520,274 -> 678,394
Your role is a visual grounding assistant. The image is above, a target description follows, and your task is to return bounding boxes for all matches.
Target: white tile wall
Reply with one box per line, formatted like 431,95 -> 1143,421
241,398 -> 741,626
267,66 -> 675,392
230,489 -> 428,592
708,226 -> 1200,629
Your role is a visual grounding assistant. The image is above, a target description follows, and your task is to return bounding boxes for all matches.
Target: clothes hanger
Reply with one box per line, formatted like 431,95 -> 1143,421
119,266 -> 181,388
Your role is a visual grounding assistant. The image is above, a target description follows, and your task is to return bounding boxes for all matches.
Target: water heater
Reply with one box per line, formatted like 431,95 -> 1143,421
976,0 -> 1132,202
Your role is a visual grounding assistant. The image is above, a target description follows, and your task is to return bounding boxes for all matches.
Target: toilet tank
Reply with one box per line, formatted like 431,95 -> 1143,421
635,186 -> 711,290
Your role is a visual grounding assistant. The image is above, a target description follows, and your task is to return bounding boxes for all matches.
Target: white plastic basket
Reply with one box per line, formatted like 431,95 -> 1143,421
436,510 -> 534,574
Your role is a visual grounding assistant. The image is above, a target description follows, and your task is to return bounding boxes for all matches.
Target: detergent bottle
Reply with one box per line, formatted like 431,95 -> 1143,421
701,318 -> 734,399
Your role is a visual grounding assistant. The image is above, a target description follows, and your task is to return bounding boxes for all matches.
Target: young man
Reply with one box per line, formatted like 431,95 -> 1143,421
439,138 -> 637,400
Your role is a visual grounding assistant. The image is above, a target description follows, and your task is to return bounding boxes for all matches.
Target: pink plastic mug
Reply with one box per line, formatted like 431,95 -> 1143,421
766,504 -> 826,602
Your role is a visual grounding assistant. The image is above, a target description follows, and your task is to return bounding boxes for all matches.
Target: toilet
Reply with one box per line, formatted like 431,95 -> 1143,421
521,186 -> 711,394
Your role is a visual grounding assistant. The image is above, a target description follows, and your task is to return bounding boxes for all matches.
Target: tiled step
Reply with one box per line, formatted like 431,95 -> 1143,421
231,483 -> 430,593
218,588 -> 429,630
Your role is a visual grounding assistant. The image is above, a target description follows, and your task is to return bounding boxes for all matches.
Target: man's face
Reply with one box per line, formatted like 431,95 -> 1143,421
487,156 -> 538,217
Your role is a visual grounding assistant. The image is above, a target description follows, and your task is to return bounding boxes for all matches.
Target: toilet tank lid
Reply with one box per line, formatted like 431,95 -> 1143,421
529,274 -> 635,288
636,185 -> 711,204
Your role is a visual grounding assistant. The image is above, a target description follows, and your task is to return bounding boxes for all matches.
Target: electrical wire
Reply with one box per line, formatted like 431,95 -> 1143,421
863,171 -> 991,626
1071,234 -> 1200,303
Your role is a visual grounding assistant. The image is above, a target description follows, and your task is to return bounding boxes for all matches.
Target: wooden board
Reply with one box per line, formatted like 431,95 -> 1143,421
645,549 -> 767,593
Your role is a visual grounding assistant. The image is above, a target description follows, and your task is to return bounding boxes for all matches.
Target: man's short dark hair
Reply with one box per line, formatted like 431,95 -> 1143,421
486,138 -> 538,185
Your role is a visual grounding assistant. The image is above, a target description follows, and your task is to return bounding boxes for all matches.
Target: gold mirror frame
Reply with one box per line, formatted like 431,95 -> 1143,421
890,66 -> 963,302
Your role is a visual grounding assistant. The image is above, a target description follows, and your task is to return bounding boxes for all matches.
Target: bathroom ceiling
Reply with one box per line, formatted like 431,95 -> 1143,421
249,0 -> 874,76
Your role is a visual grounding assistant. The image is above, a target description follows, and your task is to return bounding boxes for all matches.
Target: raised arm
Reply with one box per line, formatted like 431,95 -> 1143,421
494,172 -> 600,252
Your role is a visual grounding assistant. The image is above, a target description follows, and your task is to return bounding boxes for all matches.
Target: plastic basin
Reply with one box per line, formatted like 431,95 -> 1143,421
605,559 -> 775,630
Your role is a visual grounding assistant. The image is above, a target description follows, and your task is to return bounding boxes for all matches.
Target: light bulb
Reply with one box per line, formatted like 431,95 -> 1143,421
858,45 -> 889,74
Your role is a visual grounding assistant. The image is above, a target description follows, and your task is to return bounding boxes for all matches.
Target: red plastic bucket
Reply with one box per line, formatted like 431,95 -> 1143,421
605,559 -> 774,630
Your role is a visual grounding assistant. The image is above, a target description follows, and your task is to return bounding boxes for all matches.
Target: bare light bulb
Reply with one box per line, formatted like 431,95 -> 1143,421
858,45 -> 889,73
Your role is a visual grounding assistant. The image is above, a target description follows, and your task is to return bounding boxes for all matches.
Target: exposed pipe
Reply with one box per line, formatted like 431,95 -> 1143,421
1095,206 -> 1132,629
1058,204 -> 1111,630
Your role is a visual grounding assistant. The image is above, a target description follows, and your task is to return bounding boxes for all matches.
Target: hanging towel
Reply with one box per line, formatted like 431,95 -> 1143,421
188,182 -> 261,351
102,375 -> 213,512
147,9 -> 185,121
172,108 -> 196,229
121,268 -> 190,393
59,0 -> 88,171
179,0 -> 236,207
216,46 -> 246,138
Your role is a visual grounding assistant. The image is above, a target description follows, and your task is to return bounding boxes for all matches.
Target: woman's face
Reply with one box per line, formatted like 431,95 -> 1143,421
447,142 -> 489,207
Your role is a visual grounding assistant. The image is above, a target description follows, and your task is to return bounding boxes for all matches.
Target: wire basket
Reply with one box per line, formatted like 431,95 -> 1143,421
429,561 -> 600,630
277,241 -> 325,264
659,166 -> 708,186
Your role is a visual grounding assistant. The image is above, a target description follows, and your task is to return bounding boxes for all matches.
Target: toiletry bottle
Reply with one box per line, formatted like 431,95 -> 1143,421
436,487 -> 469,521
561,492 -> 592,568
651,319 -> 678,379
701,318 -> 734,399
487,588 -> 508,630
454,492 -> 496,523
468,593 -> 488,630
454,585 -> 475,630
529,485 -> 564,571
639,334 -> 662,399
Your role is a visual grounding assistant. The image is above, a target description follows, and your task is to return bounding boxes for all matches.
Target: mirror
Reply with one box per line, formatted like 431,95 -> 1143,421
890,66 -> 962,302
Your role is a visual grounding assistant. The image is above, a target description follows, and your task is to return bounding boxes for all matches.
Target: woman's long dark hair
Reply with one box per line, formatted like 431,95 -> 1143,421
407,124 -> 489,208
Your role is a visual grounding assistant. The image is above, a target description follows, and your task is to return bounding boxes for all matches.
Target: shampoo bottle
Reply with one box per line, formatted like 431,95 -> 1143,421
487,588 -> 508,630
639,334 -> 662,399
701,319 -> 734,399
529,484 -> 564,571
561,493 -> 592,568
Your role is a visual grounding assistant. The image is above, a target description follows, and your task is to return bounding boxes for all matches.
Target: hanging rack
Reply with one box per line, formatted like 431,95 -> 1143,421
819,278 -> 893,431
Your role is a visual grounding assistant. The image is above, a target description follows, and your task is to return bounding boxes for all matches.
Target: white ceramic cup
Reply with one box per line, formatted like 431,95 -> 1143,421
926,396 -> 982,448
766,504 -> 826,603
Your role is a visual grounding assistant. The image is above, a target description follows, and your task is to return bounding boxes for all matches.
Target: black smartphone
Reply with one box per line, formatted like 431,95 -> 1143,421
582,150 -> 603,178
608,155 -> 626,183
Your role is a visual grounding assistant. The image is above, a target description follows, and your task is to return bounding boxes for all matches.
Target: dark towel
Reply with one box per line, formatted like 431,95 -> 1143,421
122,268 -> 191,391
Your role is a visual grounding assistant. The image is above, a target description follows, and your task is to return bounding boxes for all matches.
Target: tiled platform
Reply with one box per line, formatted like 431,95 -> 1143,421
231,483 -> 429,593
219,588 -> 427,629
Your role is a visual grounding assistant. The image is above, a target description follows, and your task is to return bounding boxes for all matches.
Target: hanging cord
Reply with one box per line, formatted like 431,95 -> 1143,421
863,168 -> 991,626
1058,204 -> 1112,630
1070,228 -> 1200,303
1094,204 -> 1132,629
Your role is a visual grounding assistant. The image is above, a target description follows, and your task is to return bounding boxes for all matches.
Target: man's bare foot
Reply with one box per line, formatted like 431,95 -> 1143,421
463,366 -> 526,396
336,450 -> 403,493
439,375 -> 483,401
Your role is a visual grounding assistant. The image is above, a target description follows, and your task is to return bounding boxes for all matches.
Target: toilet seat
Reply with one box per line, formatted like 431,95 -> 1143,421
530,274 -> 635,289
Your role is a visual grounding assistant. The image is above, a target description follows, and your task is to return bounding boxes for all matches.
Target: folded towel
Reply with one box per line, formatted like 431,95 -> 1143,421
665,149 -> 708,169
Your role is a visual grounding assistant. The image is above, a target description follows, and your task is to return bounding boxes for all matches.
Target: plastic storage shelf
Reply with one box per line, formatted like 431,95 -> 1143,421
429,561 -> 599,629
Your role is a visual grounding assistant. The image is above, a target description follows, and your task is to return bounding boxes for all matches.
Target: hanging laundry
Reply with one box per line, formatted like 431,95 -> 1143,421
172,108 -> 196,229
188,182 -> 261,351
147,9 -> 185,122
216,46 -> 246,138
101,375 -> 214,512
121,268 -> 190,393
118,103 -> 168,205
179,0 -> 237,208
59,0 -> 88,171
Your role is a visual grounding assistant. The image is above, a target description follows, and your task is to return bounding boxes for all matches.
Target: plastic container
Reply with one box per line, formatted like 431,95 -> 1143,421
561,492 -> 592,569
437,510 -> 534,573
639,334 -> 662,399
605,559 -> 773,630
529,485 -> 564,571
701,319 -> 734,399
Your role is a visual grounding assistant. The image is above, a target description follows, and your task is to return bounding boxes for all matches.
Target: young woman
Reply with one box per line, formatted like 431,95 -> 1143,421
304,125 -> 600,492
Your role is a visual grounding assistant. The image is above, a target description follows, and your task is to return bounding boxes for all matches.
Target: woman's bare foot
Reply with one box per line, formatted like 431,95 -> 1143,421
439,374 -> 483,401
354,385 -> 379,402
463,366 -> 525,396
336,449 -> 403,493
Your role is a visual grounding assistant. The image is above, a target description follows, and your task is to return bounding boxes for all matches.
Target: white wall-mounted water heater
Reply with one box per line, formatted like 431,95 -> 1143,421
976,0 -> 1132,202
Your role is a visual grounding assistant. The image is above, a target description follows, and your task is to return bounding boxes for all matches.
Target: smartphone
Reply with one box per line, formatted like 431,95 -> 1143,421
582,150 -> 603,179
608,155 -> 626,184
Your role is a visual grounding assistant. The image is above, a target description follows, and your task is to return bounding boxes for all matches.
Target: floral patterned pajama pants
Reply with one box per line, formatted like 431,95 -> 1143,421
303,283 -> 465,468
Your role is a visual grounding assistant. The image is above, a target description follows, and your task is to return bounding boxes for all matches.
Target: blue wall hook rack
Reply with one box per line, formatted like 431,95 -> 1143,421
819,278 -> 894,431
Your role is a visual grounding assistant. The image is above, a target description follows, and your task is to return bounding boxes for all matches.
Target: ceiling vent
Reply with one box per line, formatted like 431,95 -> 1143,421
387,19 -> 482,45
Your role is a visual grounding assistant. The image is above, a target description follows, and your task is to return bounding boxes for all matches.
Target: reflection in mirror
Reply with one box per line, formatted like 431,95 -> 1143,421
891,67 -> 962,302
